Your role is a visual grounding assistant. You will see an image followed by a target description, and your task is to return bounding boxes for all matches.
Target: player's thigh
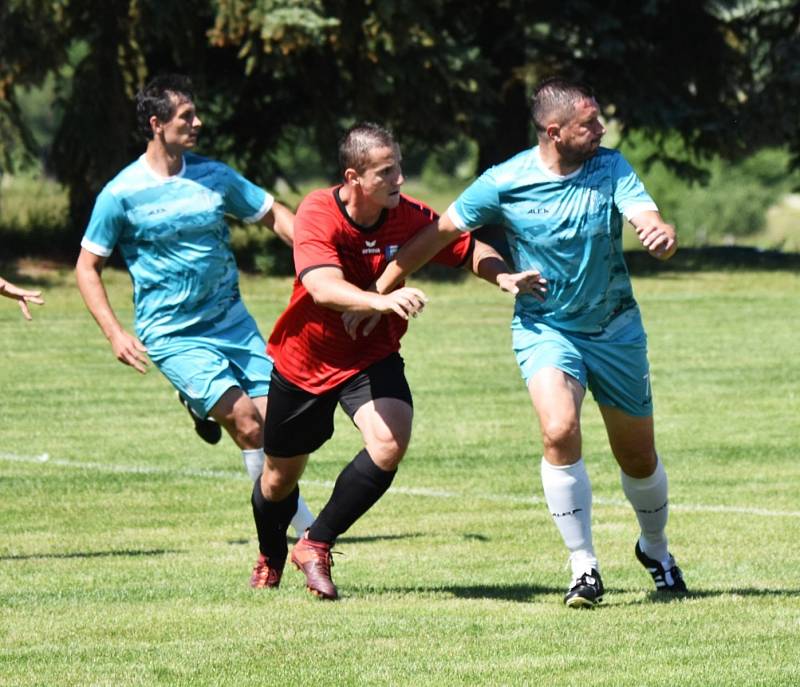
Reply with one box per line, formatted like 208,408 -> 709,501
340,353 -> 414,464
148,336 -> 243,418
514,320 -> 587,422
263,368 -> 339,458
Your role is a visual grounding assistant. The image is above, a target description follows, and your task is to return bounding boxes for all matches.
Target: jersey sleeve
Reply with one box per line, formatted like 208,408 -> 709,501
446,168 -> 504,231
293,192 -> 342,279
220,164 -> 274,223
401,195 -> 473,268
611,153 -> 658,220
80,188 -> 126,257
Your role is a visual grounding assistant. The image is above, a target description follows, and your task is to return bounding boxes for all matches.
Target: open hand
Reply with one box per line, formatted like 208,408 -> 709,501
497,270 -> 548,302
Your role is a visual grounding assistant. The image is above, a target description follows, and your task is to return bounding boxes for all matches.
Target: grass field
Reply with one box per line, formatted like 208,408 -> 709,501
1,265 -> 799,686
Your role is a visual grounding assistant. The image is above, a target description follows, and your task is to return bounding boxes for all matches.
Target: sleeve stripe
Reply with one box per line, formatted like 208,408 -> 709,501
243,192 -> 275,223
446,203 -> 473,231
80,237 -> 113,257
298,263 -> 342,282
622,201 -> 658,221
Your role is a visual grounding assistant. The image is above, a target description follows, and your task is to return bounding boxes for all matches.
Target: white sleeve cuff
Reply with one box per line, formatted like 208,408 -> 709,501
623,201 -> 659,222
243,192 -> 275,223
80,237 -> 113,257
446,203 -> 474,231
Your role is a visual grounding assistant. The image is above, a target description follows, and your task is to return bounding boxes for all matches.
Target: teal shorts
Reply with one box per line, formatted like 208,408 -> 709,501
146,306 -> 272,419
512,306 -> 653,417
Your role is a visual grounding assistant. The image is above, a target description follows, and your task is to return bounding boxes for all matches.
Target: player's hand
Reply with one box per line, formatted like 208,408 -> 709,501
109,329 -> 149,374
342,311 -> 382,340
0,281 -> 45,320
497,270 -> 548,301
375,287 -> 428,320
636,222 -> 677,260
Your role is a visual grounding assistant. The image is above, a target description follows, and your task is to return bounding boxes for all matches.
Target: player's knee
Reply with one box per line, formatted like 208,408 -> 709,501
366,432 -> 409,470
232,414 -> 262,449
541,416 -> 580,451
260,466 -> 296,501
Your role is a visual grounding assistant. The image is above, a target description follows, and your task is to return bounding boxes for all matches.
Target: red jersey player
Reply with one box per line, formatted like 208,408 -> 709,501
249,122 -> 542,599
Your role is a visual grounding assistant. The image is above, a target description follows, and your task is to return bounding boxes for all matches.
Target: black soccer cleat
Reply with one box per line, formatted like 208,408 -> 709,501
177,392 -> 222,445
564,568 -> 604,608
635,541 -> 688,593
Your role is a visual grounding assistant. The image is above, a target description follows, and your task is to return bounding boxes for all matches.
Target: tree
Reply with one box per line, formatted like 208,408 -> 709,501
1,0 -> 799,239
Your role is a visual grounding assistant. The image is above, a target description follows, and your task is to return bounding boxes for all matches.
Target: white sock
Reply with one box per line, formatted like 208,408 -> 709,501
540,457 -> 597,577
241,448 -> 265,482
290,496 -> 315,537
620,457 -> 669,565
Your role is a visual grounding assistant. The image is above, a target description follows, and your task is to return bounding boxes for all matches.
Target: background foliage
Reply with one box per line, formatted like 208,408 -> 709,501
2,0 -> 799,252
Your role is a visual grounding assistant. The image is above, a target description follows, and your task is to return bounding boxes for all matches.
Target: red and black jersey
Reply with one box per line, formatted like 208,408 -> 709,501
268,186 -> 473,393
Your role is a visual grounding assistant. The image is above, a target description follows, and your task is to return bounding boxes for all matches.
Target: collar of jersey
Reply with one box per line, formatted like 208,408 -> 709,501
333,186 -> 388,233
139,153 -> 187,181
532,147 -> 584,181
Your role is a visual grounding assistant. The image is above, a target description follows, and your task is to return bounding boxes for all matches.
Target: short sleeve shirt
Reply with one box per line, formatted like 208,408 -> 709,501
81,152 -> 272,343
448,147 -> 657,334
268,187 -> 474,393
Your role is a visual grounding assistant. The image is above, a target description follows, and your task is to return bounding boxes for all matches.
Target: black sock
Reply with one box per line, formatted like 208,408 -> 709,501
251,482 -> 299,566
309,449 -> 396,544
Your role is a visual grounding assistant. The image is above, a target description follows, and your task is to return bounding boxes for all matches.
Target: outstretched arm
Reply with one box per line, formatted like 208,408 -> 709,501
0,276 -> 44,320
468,239 -> 547,300
302,266 -> 428,320
630,210 -> 677,260
260,200 -> 295,247
75,248 -> 149,374
374,213 -> 465,294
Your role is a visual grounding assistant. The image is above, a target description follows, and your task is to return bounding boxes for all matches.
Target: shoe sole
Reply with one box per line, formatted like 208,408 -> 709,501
565,595 -> 602,609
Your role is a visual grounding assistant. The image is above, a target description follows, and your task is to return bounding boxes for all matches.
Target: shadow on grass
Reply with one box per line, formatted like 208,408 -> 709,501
355,582 -> 563,602
0,548 -> 181,561
606,587 -> 800,606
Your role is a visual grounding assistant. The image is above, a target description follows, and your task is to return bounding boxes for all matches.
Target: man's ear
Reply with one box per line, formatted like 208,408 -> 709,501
545,122 -> 561,143
343,168 -> 361,186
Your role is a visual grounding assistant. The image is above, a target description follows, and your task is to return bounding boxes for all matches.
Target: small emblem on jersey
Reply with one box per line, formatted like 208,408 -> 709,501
385,244 -> 399,260
362,240 -> 381,255
527,207 -> 550,215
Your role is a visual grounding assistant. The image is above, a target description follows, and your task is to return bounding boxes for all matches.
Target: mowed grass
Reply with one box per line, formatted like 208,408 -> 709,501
1,264 -> 799,686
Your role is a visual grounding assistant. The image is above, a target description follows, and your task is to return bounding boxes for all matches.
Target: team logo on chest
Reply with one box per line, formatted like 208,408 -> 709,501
362,239 -> 381,255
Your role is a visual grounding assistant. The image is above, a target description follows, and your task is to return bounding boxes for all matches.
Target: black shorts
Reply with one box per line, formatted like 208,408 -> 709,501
264,352 -> 413,457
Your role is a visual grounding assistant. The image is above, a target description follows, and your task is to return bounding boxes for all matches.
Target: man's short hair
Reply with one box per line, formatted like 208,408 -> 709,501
338,122 -> 397,175
135,74 -> 195,141
530,77 -> 595,133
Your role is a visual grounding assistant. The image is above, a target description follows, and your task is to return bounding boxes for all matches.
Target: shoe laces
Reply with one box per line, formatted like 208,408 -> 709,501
304,539 -> 340,567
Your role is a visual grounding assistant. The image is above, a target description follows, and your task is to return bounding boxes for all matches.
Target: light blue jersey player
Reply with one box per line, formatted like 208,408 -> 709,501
377,78 -> 687,607
75,75 -> 314,562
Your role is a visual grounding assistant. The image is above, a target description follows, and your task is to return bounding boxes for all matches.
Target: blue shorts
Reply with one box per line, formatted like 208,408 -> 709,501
146,305 -> 272,418
512,307 -> 653,417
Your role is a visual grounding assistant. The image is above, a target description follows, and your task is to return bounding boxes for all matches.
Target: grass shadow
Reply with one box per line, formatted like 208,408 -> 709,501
355,582 -> 563,602
0,548 -> 181,562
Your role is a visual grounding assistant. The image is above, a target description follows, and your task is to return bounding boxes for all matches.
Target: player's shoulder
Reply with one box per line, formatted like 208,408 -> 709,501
592,147 -> 628,167
183,152 -> 227,176
103,156 -> 151,198
396,193 -> 437,222
298,186 -> 338,212
483,147 -> 539,188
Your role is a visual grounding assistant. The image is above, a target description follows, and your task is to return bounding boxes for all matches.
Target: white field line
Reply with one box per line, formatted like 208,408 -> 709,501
2,451 -> 799,519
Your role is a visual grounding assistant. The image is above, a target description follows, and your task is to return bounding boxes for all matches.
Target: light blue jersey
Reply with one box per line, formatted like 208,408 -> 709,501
81,152 -> 272,344
448,146 -> 657,334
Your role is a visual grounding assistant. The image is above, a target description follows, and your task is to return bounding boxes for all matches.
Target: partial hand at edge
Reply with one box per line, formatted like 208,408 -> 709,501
110,329 -> 150,374
497,270 -> 548,301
